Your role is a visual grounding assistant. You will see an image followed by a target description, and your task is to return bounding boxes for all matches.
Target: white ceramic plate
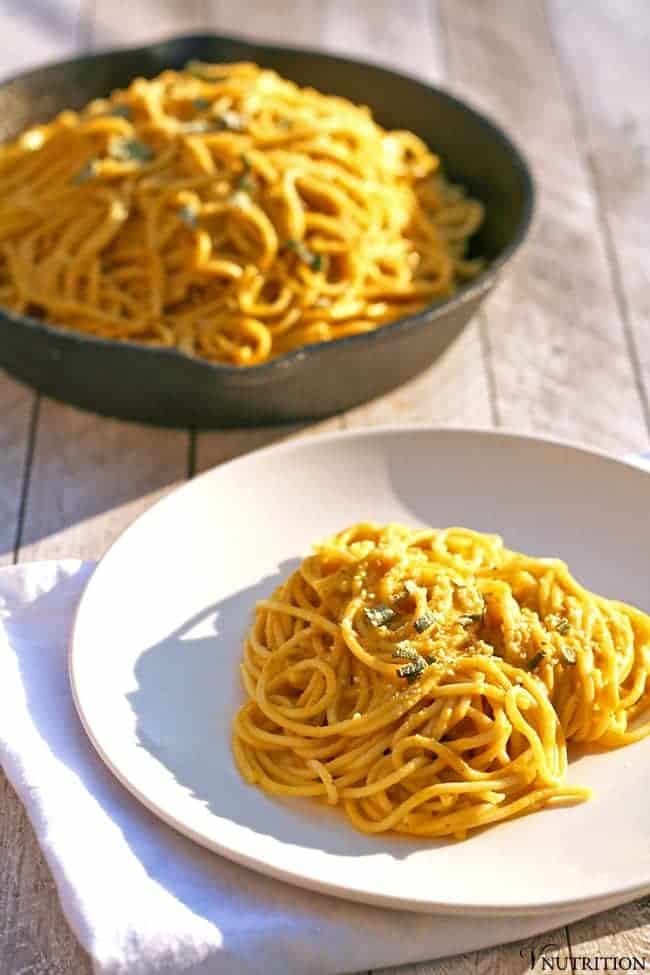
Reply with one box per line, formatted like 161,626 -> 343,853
70,428 -> 650,916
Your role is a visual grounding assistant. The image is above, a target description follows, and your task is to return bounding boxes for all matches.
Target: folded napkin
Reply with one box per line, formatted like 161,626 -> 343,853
0,448 -> 647,975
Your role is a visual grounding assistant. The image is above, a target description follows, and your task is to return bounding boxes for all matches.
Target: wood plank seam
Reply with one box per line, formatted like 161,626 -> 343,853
565,923 -> 574,966
542,0 -> 650,438
12,396 -> 40,565
477,312 -> 500,426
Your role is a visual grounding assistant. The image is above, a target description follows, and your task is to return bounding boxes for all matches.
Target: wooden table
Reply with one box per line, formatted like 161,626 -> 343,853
1,1 -> 649,972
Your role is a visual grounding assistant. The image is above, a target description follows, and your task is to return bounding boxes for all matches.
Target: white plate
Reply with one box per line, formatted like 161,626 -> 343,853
70,428 -> 650,916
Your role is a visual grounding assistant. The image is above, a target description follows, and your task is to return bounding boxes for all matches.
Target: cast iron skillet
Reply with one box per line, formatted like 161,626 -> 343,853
0,34 -> 534,428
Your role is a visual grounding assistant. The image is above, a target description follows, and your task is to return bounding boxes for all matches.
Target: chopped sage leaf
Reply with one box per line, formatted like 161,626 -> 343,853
527,650 -> 546,671
182,120 -> 211,134
108,137 -> 153,163
397,659 -> 427,683
109,104 -> 132,120
560,645 -> 576,665
392,644 -> 420,661
414,611 -> 435,634
363,605 -> 397,627
284,238 -> 323,271
276,116 -> 292,129
72,160 -> 98,184
193,97 -> 211,111
183,111 -> 246,134
235,153 -> 257,193
546,613 -> 571,635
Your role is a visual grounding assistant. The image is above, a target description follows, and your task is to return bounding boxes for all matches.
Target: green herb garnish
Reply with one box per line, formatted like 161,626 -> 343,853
414,610 -> 435,634
527,650 -> 546,671
72,160 -> 98,184
184,111 -> 246,135
364,605 -> 397,627
182,120 -> 211,134
546,613 -> 571,636
397,658 -> 427,683
560,645 -> 576,665
108,137 -> 153,163
393,644 -> 435,682
392,644 -> 420,661
193,97 -> 211,111
284,238 -> 323,271
235,154 -> 258,193
109,104 -> 132,120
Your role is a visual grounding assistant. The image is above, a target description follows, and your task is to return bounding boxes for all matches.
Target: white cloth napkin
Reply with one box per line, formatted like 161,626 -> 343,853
0,446 -> 647,975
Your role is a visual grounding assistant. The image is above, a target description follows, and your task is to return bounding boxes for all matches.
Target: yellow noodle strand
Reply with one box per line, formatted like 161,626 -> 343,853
0,62 -> 484,365
232,522 -> 650,838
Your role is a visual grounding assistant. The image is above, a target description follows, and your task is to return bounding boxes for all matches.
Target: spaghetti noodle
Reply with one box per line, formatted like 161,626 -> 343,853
0,62 -> 484,365
233,523 -> 650,838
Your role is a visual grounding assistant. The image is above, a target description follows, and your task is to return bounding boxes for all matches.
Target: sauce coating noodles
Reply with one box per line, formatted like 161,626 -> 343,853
233,523 -> 650,838
0,62 -> 484,365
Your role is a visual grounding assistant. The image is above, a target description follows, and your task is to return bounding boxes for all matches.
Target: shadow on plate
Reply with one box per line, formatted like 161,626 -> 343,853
127,559 -> 440,860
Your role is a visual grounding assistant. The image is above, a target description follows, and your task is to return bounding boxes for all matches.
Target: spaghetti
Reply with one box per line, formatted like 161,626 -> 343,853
0,62 -> 484,365
233,523 -> 650,838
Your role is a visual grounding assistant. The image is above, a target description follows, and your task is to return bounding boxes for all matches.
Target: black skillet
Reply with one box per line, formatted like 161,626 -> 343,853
0,34 -> 534,427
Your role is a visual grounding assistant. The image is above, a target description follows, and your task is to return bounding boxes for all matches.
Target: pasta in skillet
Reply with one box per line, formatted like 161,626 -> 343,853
0,62 -> 484,365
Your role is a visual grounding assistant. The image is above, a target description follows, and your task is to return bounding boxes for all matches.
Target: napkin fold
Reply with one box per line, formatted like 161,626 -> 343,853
0,475 -> 647,975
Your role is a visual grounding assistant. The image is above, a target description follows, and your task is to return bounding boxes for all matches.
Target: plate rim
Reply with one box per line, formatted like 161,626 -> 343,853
68,425 -> 650,916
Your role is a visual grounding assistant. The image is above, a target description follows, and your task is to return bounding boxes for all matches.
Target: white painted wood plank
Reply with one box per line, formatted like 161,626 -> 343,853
439,0 -> 649,453
547,0 -> 650,433
536,0 -> 650,960
0,0 -> 81,79
90,0 -> 206,48
207,0 -> 322,46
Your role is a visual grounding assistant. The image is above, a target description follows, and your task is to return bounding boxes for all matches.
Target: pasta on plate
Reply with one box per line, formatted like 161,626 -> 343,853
0,61 -> 484,365
233,523 -> 650,839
